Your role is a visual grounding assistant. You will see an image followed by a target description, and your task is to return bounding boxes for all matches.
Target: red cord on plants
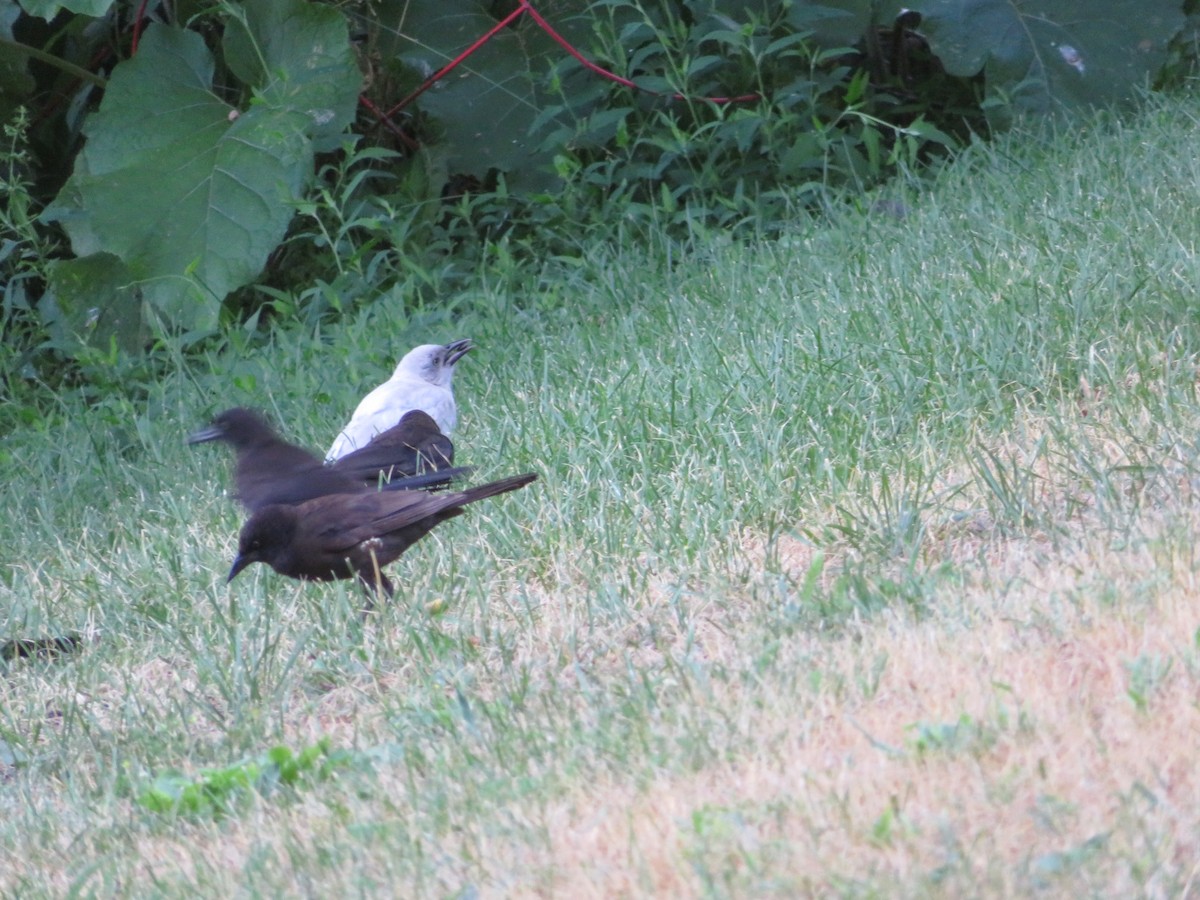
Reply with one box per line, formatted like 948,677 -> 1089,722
520,0 -> 640,92
126,0 -> 760,136
130,0 -> 151,54
359,93 -> 420,150
380,0 -> 761,126
386,1 -> 529,117
520,0 -> 760,104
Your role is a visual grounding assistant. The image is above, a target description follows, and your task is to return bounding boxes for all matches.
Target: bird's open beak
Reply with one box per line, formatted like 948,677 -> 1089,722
227,554 -> 252,583
444,338 -> 473,366
187,424 -> 224,445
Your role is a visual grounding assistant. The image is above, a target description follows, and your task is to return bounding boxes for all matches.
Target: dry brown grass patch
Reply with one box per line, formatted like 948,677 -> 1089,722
503,513 -> 1200,896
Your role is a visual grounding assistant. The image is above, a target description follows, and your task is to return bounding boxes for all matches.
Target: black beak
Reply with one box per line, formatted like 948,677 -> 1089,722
444,338 -> 473,366
187,424 -> 225,445
227,553 -> 253,583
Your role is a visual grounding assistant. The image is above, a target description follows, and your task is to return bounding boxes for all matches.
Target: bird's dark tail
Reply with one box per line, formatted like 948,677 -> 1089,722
379,466 -> 474,493
460,472 -> 539,506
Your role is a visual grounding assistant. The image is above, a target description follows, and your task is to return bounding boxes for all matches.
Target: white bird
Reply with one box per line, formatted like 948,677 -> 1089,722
326,339 -> 472,461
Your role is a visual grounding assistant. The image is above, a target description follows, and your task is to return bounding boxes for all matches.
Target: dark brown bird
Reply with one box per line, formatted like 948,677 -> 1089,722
188,407 -> 464,512
226,473 -> 538,599
330,409 -> 455,484
1,634 -> 84,662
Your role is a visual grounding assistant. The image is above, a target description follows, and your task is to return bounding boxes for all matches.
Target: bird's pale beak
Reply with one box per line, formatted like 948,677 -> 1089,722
227,553 -> 252,583
187,424 -> 224,445
444,338 -> 473,366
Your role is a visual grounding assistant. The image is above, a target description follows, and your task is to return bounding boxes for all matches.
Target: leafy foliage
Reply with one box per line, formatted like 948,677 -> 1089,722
915,0 -> 1186,128
530,0 -> 964,236
137,739 -> 355,817
369,0 -> 589,193
0,107 -> 58,381
41,0 -> 360,353
1,0 -> 1198,379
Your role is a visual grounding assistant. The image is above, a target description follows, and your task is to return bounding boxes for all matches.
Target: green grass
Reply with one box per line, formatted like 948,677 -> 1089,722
4,92 -> 1200,895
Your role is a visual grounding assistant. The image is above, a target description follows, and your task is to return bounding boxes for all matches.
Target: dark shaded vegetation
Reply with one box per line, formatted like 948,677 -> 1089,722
2,0 -> 1198,394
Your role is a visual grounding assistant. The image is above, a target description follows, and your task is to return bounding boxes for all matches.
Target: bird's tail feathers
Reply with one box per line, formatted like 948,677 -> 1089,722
460,472 -> 538,505
379,466 -> 474,493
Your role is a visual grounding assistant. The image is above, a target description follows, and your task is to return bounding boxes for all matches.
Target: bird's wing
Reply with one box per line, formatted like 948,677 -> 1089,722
368,410 -> 454,467
331,441 -> 420,481
304,491 -> 458,552
332,410 -> 454,480
367,410 -> 444,447
327,375 -> 459,460
326,378 -> 408,460
328,382 -> 418,459
328,408 -> 413,460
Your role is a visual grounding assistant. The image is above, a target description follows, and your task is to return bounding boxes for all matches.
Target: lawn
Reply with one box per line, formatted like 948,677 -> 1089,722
3,93 -> 1200,896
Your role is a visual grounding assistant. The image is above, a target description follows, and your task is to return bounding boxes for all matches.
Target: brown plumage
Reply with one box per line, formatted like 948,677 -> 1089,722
188,407 -> 464,512
226,472 -> 538,599
330,409 -> 455,483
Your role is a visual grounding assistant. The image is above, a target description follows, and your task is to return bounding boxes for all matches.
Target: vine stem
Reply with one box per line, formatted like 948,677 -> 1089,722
0,36 -> 107,87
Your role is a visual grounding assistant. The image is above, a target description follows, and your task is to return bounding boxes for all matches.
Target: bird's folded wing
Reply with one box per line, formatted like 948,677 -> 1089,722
309,491 -> 457,551
361,410 -> 455,467
331,439 -> 455,482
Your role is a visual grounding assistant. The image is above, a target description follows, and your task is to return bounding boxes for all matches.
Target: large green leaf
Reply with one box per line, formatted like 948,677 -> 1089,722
42,5 -> 360,338
795,0 -> 907,49
43,253 -> 147,353
0,2 -> 35,124
46,25 -> 302,332
912,0 -> 1186,123
222,0 -> 362,149
16,0 -> 112,19
379,0 -> 590,190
